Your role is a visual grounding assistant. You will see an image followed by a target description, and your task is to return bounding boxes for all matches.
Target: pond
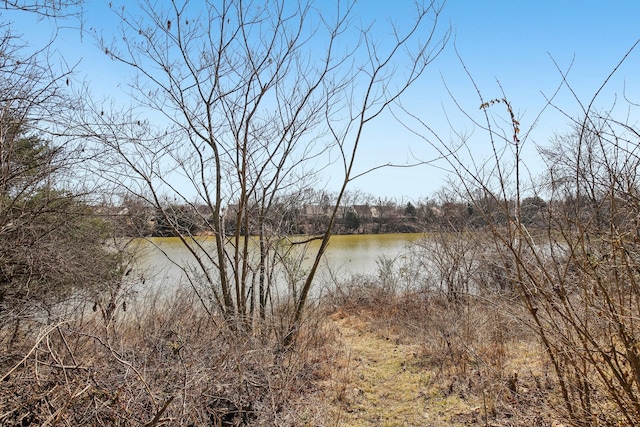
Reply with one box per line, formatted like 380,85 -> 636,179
130,233 -> 426,294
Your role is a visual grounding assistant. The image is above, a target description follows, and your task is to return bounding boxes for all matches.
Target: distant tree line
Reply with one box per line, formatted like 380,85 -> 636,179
109,189 -> 555,237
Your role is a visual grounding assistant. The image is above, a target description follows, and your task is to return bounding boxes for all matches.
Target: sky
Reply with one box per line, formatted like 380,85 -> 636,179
355,0 -> 640,202
5,0 -> 640,203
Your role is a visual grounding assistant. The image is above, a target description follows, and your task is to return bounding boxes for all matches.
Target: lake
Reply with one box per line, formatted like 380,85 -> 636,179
131,233 -> 426,294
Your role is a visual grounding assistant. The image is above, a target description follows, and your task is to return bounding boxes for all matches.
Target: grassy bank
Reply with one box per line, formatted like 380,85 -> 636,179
2,275 -> 583,426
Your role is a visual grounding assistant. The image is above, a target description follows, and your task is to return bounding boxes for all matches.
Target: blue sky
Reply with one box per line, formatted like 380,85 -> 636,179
354,0 -> 640,201
6,0 -> 640,202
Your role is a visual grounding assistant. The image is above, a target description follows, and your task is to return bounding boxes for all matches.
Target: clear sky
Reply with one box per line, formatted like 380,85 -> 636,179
355,0 -> 640,202
5,0 -> 640,202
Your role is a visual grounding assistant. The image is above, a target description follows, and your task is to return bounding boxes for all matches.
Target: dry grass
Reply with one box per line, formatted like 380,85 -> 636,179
0,289 -> 337,426
328,309 -> 461,426
1,277 -> 620,426
319,285 -> 564,427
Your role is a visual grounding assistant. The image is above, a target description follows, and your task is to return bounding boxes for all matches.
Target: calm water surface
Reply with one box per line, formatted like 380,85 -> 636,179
132,233 -> 425,291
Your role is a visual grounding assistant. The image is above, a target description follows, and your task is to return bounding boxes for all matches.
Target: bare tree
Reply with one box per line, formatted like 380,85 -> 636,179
1,0 -> 82,16
78,0 -> 449,344
407,41 -> 640,425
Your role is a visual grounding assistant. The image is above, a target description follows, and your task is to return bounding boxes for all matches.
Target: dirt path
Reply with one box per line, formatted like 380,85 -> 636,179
326,310 -> 481,426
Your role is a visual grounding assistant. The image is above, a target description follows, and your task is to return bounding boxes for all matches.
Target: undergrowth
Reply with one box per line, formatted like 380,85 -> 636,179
322,277 -> 563,426
0,288 -> 337,426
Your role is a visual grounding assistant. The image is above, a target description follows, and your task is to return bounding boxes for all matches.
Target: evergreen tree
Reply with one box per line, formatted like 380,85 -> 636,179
345,210 -> 361,231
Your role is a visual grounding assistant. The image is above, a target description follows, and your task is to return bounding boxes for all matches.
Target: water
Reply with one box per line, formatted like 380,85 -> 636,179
131,233 -> 425,293
315,233 -> 424,277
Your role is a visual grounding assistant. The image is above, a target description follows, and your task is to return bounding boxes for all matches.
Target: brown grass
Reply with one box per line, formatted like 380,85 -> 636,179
0,289 -> 337,426
319,285 -> 563,426
1,279 -> 612,426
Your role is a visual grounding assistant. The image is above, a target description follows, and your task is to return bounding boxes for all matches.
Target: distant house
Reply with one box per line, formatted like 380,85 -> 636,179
304,204 -> 328,217
352,204 -> 372,220
373,204 -> 401,219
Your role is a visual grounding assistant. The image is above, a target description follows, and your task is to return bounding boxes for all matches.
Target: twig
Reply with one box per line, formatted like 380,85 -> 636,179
1,320 -> 68,382
144,396 -> 174,427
